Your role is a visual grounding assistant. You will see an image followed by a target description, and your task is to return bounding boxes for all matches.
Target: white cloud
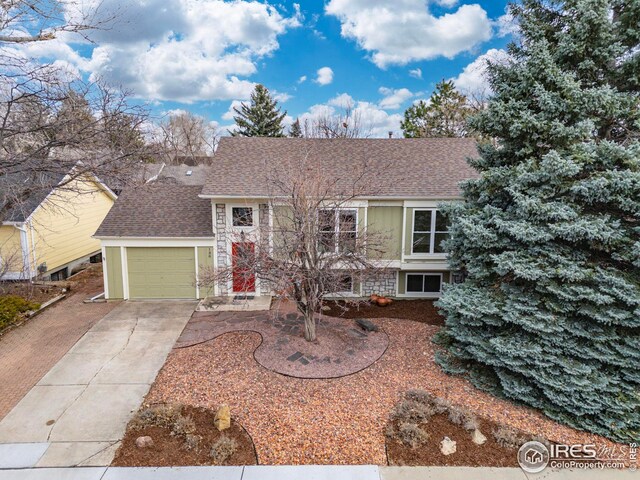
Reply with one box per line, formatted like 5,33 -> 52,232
23,0 -> 300,103
436,0 -> 459,7
409,68 -> 422,79
378,87 -> 414,110
315,66 -> 334,86
222,100 -> 244,121
451,48 -> 510,94
298,75 -> 307,83
298,93 -> 403,138
325,0 -> 493,68
273,91 -> 292,103
495,12 -> 519,38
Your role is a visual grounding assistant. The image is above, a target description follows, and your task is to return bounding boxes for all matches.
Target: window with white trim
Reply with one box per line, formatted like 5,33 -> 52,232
406,273 -> 443,293
232,207 -> 253,227
318,209 -> 357,253
411,209 -> 448,254
336,273 -> 354,293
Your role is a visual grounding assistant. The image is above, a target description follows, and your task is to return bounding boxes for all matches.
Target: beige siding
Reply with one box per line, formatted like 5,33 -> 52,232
367,206 -> 403,260
105,247 -> 124,299
0,225 -> 25,272
197,246 -> 214,298
28,177 -> 114,273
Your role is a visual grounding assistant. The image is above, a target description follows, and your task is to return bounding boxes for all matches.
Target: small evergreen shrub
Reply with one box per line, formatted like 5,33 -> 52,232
210,436 -> 237,464
0,295 -> 40,329
397,422 -> 429,448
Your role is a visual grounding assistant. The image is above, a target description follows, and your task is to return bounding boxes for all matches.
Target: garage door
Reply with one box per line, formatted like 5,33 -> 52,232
127,247 -> 196,299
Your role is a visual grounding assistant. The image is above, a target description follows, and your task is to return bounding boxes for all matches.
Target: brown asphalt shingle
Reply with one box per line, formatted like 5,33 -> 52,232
94,185 -> 213,238
201,137 -> 480,198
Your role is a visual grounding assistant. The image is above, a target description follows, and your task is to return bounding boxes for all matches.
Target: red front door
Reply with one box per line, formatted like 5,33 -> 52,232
232,242 -> 256,293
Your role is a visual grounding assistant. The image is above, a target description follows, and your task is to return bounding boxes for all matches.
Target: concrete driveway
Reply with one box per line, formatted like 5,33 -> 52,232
0,301 -> 195,468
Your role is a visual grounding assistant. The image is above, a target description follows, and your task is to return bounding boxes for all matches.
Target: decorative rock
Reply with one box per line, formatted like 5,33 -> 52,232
472,428 -> 487,445
440,436 -> 457,455
214,404 -> 231,431
355,318 -> 378,332
321,305 -> 331,312
135,436 -> 154,448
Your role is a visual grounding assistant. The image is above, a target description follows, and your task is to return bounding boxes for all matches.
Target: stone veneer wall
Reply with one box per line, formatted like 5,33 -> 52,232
362,270 -> 398,297
215,203 -> 228,295
258,203 -> 271,295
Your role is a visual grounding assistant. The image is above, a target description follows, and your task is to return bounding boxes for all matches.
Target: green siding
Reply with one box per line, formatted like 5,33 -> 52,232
404,207 -> 415,256
105,247 -> 123,299
367,206 -> 403,260
197,246 -> 214,298
127,247 -> 196,299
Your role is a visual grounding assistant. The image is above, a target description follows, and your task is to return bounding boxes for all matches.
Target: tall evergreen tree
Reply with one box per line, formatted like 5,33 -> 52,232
289,117 -> 303,138
231,84 -> 287,137
435,0 -> 640,443
401,80 -> 470,138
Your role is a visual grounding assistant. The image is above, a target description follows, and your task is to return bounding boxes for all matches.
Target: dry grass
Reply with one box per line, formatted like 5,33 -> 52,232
396,423 -> 429,449
210,435 -> 237,464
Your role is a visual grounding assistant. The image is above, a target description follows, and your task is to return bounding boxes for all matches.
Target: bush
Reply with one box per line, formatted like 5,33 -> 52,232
391,399 -> 436,424
172,415 -> 196,437
0,295 -> 40,329
492,425 -> 526,449
404,389 -> 435,405
448,407 -> 479,431
210,435 -> 237,464
130,404 -> 182,431
397,422 -> 429,448
184,434 -> 201,451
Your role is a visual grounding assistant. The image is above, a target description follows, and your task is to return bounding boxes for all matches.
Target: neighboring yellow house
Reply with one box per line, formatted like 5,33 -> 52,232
0,172 -> 116,280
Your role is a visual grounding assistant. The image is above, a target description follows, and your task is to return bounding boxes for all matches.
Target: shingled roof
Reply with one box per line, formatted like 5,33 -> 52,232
201,137 -> 479,199
94,185 -> 212,238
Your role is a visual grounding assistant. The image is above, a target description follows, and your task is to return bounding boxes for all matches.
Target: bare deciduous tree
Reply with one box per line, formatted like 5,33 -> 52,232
0,1 -> 155,222
200,149 -> 392,342
156,111 -> 218,164
301,103 -> 372,139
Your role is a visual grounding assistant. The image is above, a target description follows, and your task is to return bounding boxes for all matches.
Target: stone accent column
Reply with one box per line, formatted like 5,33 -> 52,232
363,270 -> 398,297
215,204 -> 228,295
258,203 -> 271,295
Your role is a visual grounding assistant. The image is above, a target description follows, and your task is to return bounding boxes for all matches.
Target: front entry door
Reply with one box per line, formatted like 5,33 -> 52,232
232,242 -> 256,293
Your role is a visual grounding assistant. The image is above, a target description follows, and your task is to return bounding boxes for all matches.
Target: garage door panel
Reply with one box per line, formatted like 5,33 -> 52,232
127,247 -> 196,299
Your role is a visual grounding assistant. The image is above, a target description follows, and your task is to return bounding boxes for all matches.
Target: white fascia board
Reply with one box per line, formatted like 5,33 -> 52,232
98,238 -> 215,247
404,200 -> 460,208
400,261 -> 450,271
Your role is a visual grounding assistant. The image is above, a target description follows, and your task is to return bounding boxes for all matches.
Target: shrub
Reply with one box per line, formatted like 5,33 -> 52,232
397,422 -> 429,448
391,399 -> 436,424
448,406 -> 479,431
210,435 -> 237,464
404,389 -> 434,405
492,425 -> 526,449
172,415 -> 196,437
130,404 -> 182,431
0,295 -> 40,329
184,434 -> 201,451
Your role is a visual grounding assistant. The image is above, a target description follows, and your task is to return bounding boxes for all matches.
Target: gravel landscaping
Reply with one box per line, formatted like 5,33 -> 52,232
146,314 -> 619,465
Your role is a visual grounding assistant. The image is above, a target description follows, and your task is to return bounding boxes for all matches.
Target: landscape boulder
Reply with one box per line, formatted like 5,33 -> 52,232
472,429 -> 487,445
355,318 -> 378,332
215,404 -> 231,431
440,436 -> 457,455
135,436 -> 154,449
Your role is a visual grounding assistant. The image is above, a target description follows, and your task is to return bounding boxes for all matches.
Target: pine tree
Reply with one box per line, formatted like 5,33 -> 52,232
401,80 -> 470,138
435,0 -> 640,443
289,117 -> 303,138
231,84 -> 287,137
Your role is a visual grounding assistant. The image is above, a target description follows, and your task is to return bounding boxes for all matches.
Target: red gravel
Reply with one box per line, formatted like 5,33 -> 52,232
147,320 -> 620,465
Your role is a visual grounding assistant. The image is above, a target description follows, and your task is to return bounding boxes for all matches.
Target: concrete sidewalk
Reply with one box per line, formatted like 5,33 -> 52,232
0,466 -> 635,480
0,302 -> 196,468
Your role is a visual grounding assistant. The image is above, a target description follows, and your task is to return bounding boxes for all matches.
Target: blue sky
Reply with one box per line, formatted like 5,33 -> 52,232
22,0 -> 516,137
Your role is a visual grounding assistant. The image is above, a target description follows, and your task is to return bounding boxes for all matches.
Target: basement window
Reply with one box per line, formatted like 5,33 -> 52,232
406,273 -> 443,294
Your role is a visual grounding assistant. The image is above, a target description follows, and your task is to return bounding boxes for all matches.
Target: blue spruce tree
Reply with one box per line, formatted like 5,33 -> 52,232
435,0 -> 640,442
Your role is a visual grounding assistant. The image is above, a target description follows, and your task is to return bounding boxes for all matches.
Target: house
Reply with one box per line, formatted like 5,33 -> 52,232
95,137 -> 478,300
0,171 -> 117,281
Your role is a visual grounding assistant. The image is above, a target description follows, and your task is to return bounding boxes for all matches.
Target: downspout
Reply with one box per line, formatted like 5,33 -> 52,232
13,223 -> 33,280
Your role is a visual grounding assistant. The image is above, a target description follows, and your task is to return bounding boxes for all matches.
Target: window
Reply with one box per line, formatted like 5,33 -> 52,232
318,209 -> 357,253
232,207 -> 253,227
412,210 -> 448,255
406,273 -> 442,294
336,273 -> 354,293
